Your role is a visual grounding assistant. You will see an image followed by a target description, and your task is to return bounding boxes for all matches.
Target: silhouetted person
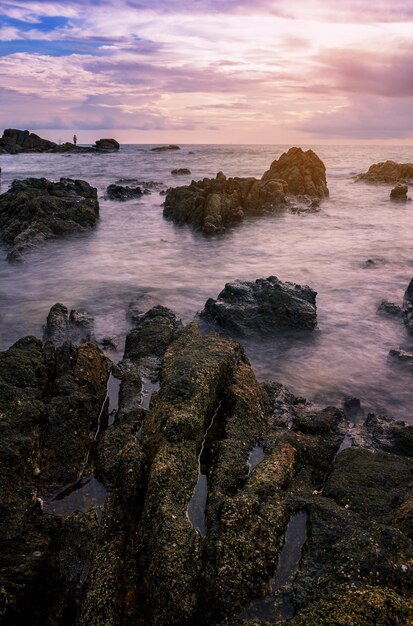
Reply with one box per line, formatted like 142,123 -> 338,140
73,134 -> 77,145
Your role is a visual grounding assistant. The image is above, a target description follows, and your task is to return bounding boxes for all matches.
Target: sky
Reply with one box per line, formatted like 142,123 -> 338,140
1,0 -> 413,144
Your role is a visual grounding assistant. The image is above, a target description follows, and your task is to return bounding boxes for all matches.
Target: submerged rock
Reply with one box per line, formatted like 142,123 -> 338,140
0,177 -> 99,261
150,144 -> 180,152
201,275 -> 317,335
163,147 -> 328,233
390,183 -> 409,201
171,168 -> 191,175
356,160 -> 413,184
105,183 -> 144,201
378,300 -> 402,317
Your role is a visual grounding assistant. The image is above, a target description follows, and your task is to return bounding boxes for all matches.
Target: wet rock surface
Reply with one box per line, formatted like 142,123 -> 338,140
201,275 -> 317,336
356,160 -> 413,184
0,177 -> 99,261
163,147 -> 328,233
1,309 -> 413,625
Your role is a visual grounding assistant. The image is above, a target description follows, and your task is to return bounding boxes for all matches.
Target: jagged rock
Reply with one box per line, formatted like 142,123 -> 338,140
171,168 -> 191,175
2,313 -> 413,625
390,183 -> 408,200
0,177 -> 99,261
95,138 -> 119,152
402,277 -> 413,333
389,348 -> 413,366
261,146 -> 329,198
150,144 -> 180,152
105,183 -> 144,200
201,275 -> 317,336
44,303 -> 94,346
163,148 -> 328,233
356,160 -> 413,184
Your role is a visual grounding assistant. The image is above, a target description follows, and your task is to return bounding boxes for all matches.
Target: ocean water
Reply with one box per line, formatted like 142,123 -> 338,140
1,144 -> 413,421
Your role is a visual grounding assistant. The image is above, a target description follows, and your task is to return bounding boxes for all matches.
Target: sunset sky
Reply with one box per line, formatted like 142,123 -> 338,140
1,0 -> 412,144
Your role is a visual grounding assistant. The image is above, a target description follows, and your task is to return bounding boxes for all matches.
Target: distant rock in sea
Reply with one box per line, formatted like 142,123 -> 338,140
0,177 -> 99,261
164,147 -> 328,233
150,144 -> 180,152
171,168 -> 191,175
0,128 -> 120,154
356,160 -> 413,184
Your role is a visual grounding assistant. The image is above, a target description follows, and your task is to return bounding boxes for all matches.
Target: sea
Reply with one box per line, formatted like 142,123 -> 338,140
0,144 -> 412,422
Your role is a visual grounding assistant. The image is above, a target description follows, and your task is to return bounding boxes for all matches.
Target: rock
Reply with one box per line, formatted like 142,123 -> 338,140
0,129 -> 120,154
362,257 -> 386,268
124,305 -> 182,362
0,128 -> 57,153
150,144 -> 180,152
171,168 -> 191,175
402,277 -> 413,333
44,303 -> 94,346
378,300 -> 402,316
164,148 -> 328,233
389,348 -> 413,365
0,334 -> 109,623
261,146 -> 329,198
200,275 -> 317,336
105,183 -> 143,201
95,138 -> 119,152
0,177 -> 99,260
342,396 -> 363,419
356,160 -> 413,184
390,183 -> 408,200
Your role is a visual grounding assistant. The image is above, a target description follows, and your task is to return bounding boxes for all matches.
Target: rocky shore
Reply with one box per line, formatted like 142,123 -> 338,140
163,147 -> 328,233
0,293 -> 412,625
0,129 -> 119,154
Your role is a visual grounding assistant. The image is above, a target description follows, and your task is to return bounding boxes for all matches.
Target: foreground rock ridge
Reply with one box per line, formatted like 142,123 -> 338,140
0,177 -> 99,261
163,147 -> 329,233
0,129 -> 119,154
0,303 -> 412,625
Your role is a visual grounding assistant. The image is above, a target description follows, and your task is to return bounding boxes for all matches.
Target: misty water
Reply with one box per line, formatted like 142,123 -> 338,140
1,144 -> 413,421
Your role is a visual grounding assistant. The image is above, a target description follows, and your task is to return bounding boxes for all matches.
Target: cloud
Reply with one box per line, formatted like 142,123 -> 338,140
297,96 -> 413,139
314,46 -> 413,97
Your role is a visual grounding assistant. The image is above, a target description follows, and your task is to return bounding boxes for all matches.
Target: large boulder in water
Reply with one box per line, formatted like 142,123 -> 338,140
0,177 -> 99,261
163,147 -> 328,234
105,183 -> 144,200
261,146 -> 329,198
356,160 -> 413,184
200,275 -> 317,335
95,138 -> 119,152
